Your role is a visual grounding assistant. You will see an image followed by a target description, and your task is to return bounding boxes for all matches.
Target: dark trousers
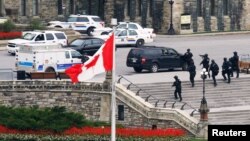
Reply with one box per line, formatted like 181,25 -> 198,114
222,70 -> 231,83
212,72 -> 217,86
231,67 -> 239,78
174,90 -> 182,101
189,73 -> 195,87
204,66 -> 210,77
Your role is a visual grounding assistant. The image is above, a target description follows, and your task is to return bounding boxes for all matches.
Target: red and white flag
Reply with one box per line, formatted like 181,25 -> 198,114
65,33 -> 114,83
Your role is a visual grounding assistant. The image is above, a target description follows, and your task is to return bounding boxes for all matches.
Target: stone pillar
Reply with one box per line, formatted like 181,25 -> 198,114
141,0 -> 148,27
100,94 -> 111,121
130,0 -> 136,21
0,0 -> 6,17
217,0 -> 224,31
104,0 -> 114,27
191,0 -> 198,32
204,0 -> 211,32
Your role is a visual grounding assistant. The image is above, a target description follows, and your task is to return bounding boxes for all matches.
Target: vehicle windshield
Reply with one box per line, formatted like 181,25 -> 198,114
69,39 -> 84,47
22,33 -> 36,40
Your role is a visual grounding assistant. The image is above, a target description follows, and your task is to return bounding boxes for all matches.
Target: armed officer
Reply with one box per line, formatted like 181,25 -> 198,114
231,51 -> 240,78
187,61 -> 196,87
209,59 -> 219,87
222,57 -> 232,83
184,48 -> 193,66
200,54 -> 210,78
172,76 -> 182,102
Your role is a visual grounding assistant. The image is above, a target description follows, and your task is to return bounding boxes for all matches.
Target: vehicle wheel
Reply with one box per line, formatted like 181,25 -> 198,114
45,67 -> 55,72
182,63 -> 188,71
55,26 -> 62,28
133,67 -> 142,73
150,63 -> 158,73
136,39 -> 144,47
87,27 -> 94,36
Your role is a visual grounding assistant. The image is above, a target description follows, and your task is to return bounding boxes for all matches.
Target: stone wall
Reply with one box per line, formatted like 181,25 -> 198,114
0,80 -> 199,136
2,0 -> 250,34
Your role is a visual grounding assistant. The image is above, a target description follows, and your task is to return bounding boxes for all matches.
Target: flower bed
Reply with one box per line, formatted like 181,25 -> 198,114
0,31 -> 22,39
0,125 -> 189,140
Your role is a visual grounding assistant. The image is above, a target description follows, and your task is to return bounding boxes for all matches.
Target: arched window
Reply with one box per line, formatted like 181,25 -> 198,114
21,0 -> 26,16
197,0 -> 203,17
58,0 -> 63,15
69,0 -> 74,14
210,0 -> 215,16
223,0 -> 229,15
32,0 -> 38,16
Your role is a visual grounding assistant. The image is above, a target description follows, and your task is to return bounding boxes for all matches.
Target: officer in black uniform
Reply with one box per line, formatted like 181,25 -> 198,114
231,51 -> 240,78
200,54 -> 210,78
187,61 -> 196,87
209,59 -> 219,86
222,57 -> 232,83
172,76 -> 182,102
184,48 -> 193,66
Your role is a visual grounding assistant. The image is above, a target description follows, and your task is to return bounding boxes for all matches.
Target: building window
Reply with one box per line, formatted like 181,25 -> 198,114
197,0 -> 203,17
58,0 -> 63,15
32,0 -> 39,16
69,0 -> 74,14
118,105 -> 124,121
210,0 -> 215,16
127,0 -> 131,16
21,0 -> 26,16
223,0 -> 228,15
149,0 -> 153,17
138,0 -> 142,16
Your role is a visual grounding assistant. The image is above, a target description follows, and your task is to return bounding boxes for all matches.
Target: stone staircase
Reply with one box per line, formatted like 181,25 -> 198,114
119,76 -> 250,125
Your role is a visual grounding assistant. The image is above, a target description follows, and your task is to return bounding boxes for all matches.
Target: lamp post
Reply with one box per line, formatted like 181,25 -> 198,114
199,68 -> 209,122
167,0 -> 175,35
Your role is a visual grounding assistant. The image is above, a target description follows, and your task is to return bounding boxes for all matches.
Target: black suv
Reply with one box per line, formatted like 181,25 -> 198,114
126,46 -> 187,73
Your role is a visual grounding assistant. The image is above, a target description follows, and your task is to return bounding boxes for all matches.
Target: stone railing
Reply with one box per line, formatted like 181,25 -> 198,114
115,83 -> 200,136
0,80 -> 109,93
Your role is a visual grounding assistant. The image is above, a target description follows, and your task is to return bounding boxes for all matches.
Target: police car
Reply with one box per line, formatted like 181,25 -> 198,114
92,22 -> 156,39
47,15 -> 105,36
95,28 -> 154,47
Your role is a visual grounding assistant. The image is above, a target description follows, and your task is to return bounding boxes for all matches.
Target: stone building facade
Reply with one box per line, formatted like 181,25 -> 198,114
1,0 -> 250,34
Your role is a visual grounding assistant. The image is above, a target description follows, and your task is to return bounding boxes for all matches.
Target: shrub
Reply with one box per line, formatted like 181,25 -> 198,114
29,19 -> 45,30
0,106 -> 108,133
0,19 -> 16,32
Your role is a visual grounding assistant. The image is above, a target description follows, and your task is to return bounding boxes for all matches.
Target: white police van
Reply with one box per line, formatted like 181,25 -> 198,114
7,30 -> 68,55
16,43 -> 82,73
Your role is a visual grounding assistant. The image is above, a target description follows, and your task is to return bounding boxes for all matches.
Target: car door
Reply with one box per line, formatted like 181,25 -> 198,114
159,48 -> 172,68
126,30 -> 138,45
81,39 -> 93,55
116,30 -> 128,45
63,50 -> 82,69
45,33 -> 56,44
34,34 -> 46,43
167,48 -> 182,67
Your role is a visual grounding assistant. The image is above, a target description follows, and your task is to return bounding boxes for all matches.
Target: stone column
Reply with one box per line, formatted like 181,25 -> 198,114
217,0 -> 224,31
204,0 -> 211,32
104,0 -> 114,27
0,0 -> 6,17
141,0 -> 148,27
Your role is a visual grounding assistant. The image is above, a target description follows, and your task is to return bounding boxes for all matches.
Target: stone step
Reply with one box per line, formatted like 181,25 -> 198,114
126,77 -> 250,125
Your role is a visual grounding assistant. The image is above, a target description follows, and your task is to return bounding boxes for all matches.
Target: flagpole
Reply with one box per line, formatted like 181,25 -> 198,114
111,18 -> 117,141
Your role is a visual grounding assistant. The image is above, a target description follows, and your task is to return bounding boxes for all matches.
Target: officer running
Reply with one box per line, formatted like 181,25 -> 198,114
172,76 -> 182,102
209,59 -> 219,87
222,57 -> 232,83
184,48 -> 193,67
187,61 -> 196,87
231,51 -> 240,78
200,54 -> 210,78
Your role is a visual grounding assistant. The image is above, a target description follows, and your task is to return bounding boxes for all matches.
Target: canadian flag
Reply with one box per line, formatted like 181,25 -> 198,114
65,33 -> 114,83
